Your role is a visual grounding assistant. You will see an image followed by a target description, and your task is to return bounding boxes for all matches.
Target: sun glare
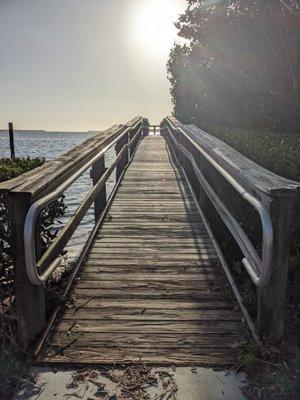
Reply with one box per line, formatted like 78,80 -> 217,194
130,0 -> 184,58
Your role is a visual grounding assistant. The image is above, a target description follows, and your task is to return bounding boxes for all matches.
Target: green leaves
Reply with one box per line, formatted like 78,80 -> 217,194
0,157 -> 45,182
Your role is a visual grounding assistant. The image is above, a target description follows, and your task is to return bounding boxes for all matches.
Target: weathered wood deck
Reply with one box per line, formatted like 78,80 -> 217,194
40,136 -> 247,365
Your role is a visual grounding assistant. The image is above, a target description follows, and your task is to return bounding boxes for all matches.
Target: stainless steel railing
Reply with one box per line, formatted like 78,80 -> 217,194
24,119 -> 144,285
164,117 -> 273,287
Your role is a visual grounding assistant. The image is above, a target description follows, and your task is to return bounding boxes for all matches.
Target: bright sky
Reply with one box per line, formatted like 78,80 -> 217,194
0,0 -> 186,131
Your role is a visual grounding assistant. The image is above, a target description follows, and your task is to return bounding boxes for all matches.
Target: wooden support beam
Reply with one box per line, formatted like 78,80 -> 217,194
90,156 -> 106,220
128,130 -> 136,160
115,134 -> 129,181
143,123 -> 149,136
8,193 -> 45,348
257,195 -> 296,340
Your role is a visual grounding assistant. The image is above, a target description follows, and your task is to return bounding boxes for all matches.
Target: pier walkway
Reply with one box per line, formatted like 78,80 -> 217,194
1,116 -> 299,367
41,136 -> 246,365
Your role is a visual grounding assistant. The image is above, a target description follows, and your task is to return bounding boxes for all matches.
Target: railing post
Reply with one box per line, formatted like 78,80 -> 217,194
143,120 -> 149,136
90,156 -> 106,220
8,193 -> 45,348
178,133 -> 199,199
177,132 -> 186,171
257,194 -> 296,341
128,130 -> 137,160
115,133 -> 129,181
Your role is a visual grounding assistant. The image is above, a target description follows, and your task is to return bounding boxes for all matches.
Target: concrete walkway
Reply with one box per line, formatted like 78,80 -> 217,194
15,366 -> 247,400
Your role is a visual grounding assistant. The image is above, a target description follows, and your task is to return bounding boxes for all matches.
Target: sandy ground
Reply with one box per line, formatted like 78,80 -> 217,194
14,366 -> 247,400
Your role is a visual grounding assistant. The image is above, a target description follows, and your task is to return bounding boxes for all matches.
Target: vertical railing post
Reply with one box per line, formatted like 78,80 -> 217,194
128,130 -> 135,160
8,193 -> 45,348
176,131 -> 185,170
90,156 -> 106,220
115,132 -> 129,181
257,194 -> 296,340
143,120 -> 149,137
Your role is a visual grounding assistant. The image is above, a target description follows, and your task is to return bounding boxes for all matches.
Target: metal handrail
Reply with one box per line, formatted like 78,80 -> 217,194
24,119 -> 143,285
164,118 -> 273,287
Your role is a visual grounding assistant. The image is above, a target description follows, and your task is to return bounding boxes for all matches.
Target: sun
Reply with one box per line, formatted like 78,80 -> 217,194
130,0 -> 184,58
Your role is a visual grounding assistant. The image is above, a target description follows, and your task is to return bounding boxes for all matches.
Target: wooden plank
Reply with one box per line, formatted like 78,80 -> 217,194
87,247 -> 216,255
86,254 -> 217,261
83,265 -> 220,274
69,299 -> 236,310
72,289 -> 225,300
92,237 -> 213,244
73,280 -> 224,290
49,332 -> 243,349
61,308 -> 242,321
42,353 -> 235,366
56,320 -> 244,334
78,273 -> 223,280
84,260 -> 219,267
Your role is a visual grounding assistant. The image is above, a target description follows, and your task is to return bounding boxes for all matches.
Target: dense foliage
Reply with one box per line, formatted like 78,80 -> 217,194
168,0 -> 299,132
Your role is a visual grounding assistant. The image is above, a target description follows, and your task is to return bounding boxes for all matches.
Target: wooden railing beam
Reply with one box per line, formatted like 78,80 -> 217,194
115,133 -> 129,181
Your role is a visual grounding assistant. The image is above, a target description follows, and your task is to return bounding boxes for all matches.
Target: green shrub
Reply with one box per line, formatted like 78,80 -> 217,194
0,157 -> 45,182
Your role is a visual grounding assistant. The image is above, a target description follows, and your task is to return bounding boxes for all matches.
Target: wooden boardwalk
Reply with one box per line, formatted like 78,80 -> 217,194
41,136 -> 247,365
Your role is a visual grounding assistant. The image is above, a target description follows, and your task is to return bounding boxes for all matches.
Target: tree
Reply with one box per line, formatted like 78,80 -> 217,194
168,0 -> 299,132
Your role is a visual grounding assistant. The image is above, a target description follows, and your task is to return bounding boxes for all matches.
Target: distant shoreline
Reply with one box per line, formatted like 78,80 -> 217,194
0,130 -> 100,134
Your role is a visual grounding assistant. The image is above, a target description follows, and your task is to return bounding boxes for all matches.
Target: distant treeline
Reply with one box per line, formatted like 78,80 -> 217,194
168,0 -> 299,132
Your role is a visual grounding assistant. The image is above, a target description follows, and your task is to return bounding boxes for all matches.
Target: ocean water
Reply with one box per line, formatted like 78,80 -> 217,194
0,130 -> 116,261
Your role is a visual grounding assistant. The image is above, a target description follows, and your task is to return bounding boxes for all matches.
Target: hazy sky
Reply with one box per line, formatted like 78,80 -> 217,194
0,0 -> 186,131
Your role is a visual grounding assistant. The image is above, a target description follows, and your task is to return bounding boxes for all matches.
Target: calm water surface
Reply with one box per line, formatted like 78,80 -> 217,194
0,130 -> 115,260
